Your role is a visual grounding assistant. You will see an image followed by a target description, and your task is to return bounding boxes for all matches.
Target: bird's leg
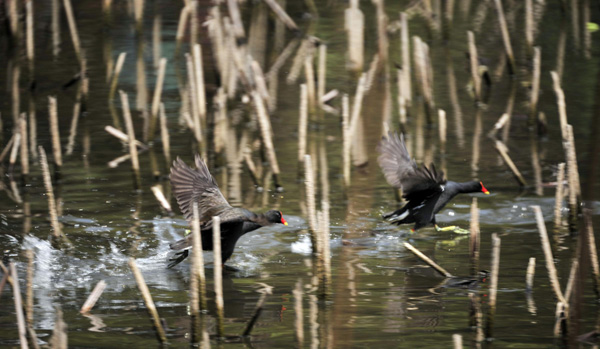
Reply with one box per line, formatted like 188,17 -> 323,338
434,224 -> 470,234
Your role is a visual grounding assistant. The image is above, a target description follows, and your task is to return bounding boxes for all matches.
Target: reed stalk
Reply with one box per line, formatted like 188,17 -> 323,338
404,242 -> 453,278
551,71 -> 568,141
7,0 -> 19,40
148,58 -> 167,142
397,69 -> 407,127
304,53 -> 316,114
193,44 -> 206,123
62,0 -> 81,62
317,44 -> 326,109
128,258 -> 167,343
304,154 -> 318,241
467,31 -> 481,101
189,0 -> 198,46
25,250 -> 34,325
104,126 -> 147,149
342,94 -> 350,186
554,163 -> 566,231
227,0 -> 246,39
525,0 -> 533,54
345,0 -> 364,71
526,257 -> 536,292
48,97 -> 63,172
494,140 -> 527,186
252,91 -> 281,187
438,109 -> 447,152
400,12 -> 412,105
530,47 -> 541,123
109,52 -> 127,110
293,279 -> 304,347
190,203 -> 206,344
298,84 -> 308,164
287,39 -> 312,85
531,205 -> 567,304
10,263 -> 28,349
564,259 -> 578,302
192,203 -> 207,310
159,104 -> 171,165
565,125 -> 580,231
19,114 -> 29,178
212,215 -> 225,339
263,0 -> 298,31
65,88 -> 82,156
320,201 -> 332,297
452,334 -> 462,348
152,15 -> 161,68
485,233 -> 501,339
26,0 -> 34,79
119,91 -> 141,188
150,185 -> 172,214
80,280 -> 107,313
373,0 -> 388,64
38,147 -> 63,238
175,5 -> 190,53
584,209 -> 600,299
9,133 -> 21,175
266,38 -> 300,79
185,54 -> 202,144
493,0 -> 515,74
133,0 -> 144,33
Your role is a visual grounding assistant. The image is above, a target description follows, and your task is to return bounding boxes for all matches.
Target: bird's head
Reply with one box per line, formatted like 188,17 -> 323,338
265,210 -> 288,226
480,181 -> 490,195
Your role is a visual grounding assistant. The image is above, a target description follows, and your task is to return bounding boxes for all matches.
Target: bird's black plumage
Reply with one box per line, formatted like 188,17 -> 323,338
168,155 -> 287,268
377,132 -> 489,231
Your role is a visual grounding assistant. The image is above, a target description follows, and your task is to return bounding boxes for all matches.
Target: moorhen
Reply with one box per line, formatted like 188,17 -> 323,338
377,132 -> 489,233
167,155 -> 288,268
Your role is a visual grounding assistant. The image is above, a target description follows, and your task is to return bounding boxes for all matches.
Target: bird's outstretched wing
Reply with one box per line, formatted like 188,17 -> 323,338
377,132 -> 446,201
170,155 -> 233,224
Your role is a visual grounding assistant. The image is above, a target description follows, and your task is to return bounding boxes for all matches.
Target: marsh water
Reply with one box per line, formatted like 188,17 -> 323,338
1,0 -> 600,347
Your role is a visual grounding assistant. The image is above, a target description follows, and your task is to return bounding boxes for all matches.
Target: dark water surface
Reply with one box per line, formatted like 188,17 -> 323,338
1,1 -> 600,347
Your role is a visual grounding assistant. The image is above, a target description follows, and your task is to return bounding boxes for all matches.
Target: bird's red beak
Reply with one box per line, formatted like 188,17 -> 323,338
280,212 -> 288,226
480,181 -> 490,195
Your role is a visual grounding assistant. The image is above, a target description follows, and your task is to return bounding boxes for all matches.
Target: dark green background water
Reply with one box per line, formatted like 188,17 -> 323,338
1,0 -> 599,347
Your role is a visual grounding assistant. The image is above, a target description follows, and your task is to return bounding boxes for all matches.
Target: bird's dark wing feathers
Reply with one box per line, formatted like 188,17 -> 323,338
410,191 -> 444,230
377,132 -> 446,200
170,155 -> 233,224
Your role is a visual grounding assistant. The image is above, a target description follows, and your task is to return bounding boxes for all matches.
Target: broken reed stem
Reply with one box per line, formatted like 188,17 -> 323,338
25,250 -> 34,325
298,84 -> 308,164
530,47 -> 541,122
304,53 -> 316,114
489,113 -> 510,138
564,259 -> 578,302
345,0 -> 364,71
400,12 -> 412,105
148,58 -> 167,142
48,97 -> 63,170
242,286 -> 272,336
62,0 -> 81,62
8,134 -> 20,173
493,0 -> 515,74
128,258 -> 167,343
80,280 -> 107,313
109,53 -> 127,100
304,154 -> 318,242
38,147 -> 62,238
19,114 -> 29,177
342,94 -> 351,186
175,5 -> 191,52
526,257 -> 536,292
26,0 -> 34,77
193,44 -> 206,123
263,0 -> 298,31
404,242 -> 453,278
584,209 -> 600,299
150,185 -> 172,213
553,163 -> 566,230
551,71 -> 568,141
494,140 -> 527,186
438,109 -> 446,152
212,215 -> 225,339
159,104 -> 171,165
10,263 -> 28,349
452,334 -> 462,349
565,125 -> 580,231
104,126 -> 148,150
531,205 -> 567,304
252,90 -> 281,185
467,31 -> 481,101
119,91 -> 141,188
486,233 -> 501,339
525,0 -> 533,53
317,44 -> 326,109
293,279 -> 304,347
470,198 -> 480,275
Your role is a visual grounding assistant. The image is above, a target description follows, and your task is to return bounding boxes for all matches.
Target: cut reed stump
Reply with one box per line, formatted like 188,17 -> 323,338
80,280 -> 107,313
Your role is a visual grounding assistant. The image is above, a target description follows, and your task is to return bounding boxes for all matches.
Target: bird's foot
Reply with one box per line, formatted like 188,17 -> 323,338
167,250 -> 189,268
435,225 -> 470,234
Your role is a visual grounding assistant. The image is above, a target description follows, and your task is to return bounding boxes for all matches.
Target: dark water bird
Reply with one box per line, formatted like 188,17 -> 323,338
167,155 -> 288,268
377,132 -> 489,233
